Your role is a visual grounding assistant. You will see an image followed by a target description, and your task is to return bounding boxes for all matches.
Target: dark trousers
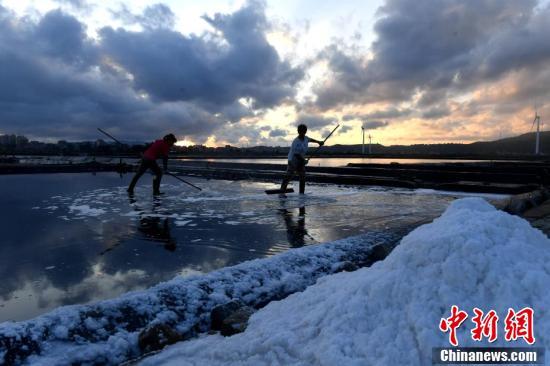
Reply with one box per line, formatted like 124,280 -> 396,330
281,157 -> 306,193
128,159 -> 163,193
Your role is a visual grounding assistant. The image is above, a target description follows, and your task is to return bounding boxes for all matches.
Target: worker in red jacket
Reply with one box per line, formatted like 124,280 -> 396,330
128,134 -> 177,195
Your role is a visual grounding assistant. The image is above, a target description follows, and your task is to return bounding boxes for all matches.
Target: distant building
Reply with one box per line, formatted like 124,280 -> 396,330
16,135 -> 28,146
0,134 -> 19,145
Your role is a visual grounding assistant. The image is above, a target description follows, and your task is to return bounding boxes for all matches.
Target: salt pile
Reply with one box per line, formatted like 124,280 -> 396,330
141,198 -> 550,366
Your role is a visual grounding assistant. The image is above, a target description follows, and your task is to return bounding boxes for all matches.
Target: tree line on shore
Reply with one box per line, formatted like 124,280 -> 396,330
1,131 -> 548,158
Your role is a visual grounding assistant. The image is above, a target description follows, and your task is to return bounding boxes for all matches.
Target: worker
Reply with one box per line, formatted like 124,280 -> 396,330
127,134 -> 177,195
280,124 -> 323,194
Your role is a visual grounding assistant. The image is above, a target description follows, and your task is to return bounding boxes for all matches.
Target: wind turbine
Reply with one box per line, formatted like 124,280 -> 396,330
532,107 -> 542,155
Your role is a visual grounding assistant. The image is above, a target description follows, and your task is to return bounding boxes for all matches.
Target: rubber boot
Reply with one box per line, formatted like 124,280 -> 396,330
280,178 -> 289,191
153,176 -> 162,195
299,179 -> 305,194
127,176 -> 138,194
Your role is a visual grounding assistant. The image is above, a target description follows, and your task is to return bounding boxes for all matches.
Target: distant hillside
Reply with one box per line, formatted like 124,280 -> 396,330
468,132 -> 550,155
320,131 -> 550,157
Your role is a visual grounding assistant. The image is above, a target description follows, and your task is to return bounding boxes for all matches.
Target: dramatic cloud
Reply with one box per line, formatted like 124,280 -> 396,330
0,1 -> 303,142
313,0 -> 550,115
0,19 -> 216,140
2,0 -> 549,145
100,1 -> 302,109
35,9 -> 98,68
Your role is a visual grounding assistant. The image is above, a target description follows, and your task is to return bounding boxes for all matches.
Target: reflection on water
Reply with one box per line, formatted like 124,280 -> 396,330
132,195 -> 177,252
0,173 -> 509,322
138,217 -> 177,251
279,205 -> 311,248
100,196 -> 178,255
177,157 -> 505,167
15,155 -> 507,167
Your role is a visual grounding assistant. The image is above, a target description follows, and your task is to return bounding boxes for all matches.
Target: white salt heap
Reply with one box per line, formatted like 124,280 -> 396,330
142,198 -> 550,366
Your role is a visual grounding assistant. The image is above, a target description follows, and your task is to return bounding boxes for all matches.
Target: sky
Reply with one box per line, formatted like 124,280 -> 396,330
0,0 -> 549,146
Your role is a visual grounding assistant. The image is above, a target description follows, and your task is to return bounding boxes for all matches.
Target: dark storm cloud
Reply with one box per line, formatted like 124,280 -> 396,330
0,6 -> 97,69
0,6 -> 219,140
343,107 -> 411,121
313,0 -> 550,113
100,1 -> 303,108
0,1 -> 304,142
417,89 -> 447,108
295,114 -> 336,129
421,105 -> 451,120
219,102 -> 253,123
35,9 -> 98,67
370,0 -> 538,83
212,120 -> 266,145
362,121 -> 388,130
338,125 -> 352,134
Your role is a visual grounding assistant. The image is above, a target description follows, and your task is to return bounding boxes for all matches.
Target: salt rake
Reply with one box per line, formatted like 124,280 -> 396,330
306,123 -> 340,164
166,171 -> 202,191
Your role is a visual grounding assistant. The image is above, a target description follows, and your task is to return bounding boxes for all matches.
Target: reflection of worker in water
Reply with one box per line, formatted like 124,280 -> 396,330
128,134 -> 177,195
137,196 -> 177,251
101,197 -> 177,255
137,216 -> 176,252
279,206 -> 313,247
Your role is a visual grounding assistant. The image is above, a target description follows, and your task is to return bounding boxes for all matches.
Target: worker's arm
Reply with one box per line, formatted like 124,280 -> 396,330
162,141 -> 172,171
308,137 -> 324,146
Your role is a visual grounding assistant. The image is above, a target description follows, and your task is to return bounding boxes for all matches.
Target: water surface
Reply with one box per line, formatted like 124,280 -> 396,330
0,173 -> 508,322
177,157 -> 504,167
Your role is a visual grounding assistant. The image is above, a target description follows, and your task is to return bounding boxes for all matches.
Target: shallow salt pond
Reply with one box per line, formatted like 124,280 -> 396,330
0,172 -> 508,322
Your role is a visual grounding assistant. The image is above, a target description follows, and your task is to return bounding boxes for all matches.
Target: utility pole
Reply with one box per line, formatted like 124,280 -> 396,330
361,126 -> 365,155
535,114 -> 541,155
532,110 -> 541,155
368,134 -> 372,155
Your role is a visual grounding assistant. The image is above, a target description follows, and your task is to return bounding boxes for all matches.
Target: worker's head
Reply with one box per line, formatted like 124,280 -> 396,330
163,133 -> 177,146
297,124 -> 307,137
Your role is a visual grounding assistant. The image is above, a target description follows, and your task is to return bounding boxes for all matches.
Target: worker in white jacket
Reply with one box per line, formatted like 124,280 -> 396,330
280,124 -> 323,194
